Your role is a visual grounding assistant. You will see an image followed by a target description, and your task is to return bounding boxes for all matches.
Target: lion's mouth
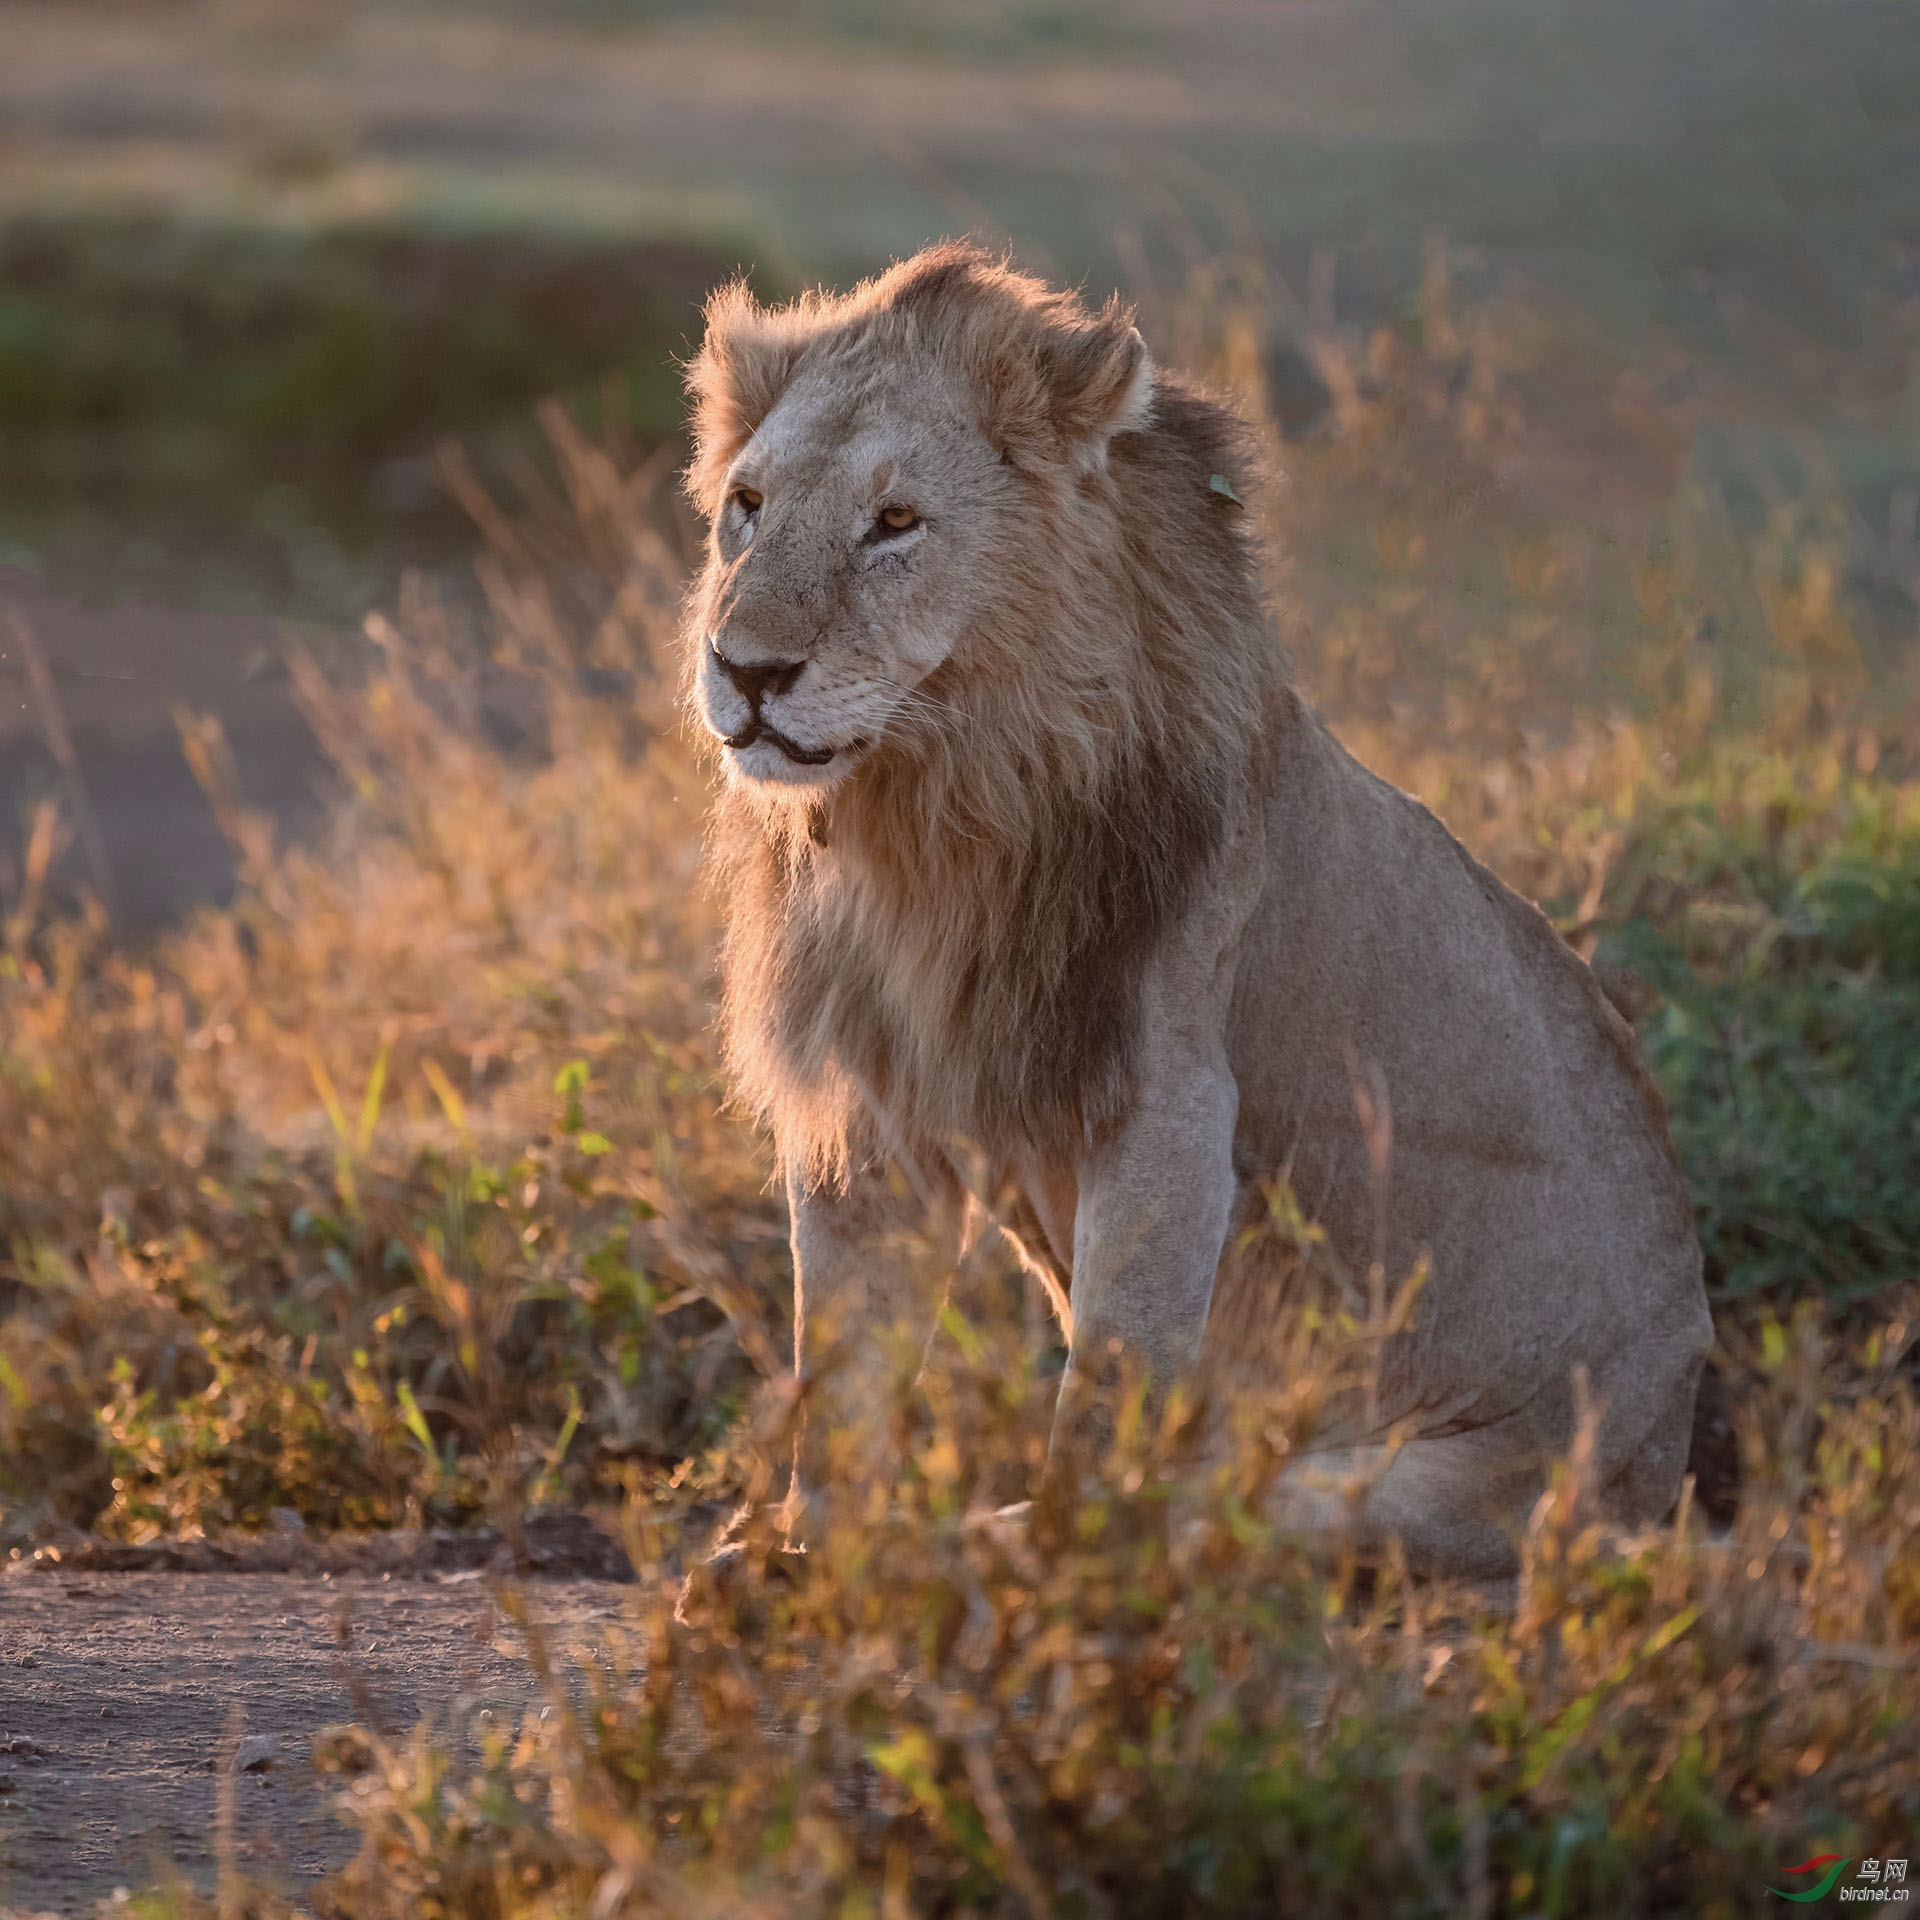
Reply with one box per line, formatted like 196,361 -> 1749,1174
721,716 -> 840,767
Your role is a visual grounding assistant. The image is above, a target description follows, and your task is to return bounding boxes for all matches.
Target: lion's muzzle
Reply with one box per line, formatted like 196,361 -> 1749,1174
712,643 -> 806,710
701,636 -> 850,778
722,713 -> 838,767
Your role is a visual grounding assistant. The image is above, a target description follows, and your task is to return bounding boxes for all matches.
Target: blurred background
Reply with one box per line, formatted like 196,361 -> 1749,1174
3,0 -> 1917,922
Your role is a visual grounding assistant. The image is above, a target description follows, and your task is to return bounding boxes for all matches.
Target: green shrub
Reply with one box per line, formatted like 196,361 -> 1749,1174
1599,754 -> 1920,1306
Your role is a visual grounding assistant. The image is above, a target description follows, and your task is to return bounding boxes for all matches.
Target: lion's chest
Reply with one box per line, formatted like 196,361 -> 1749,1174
771,858 -> 1137,1160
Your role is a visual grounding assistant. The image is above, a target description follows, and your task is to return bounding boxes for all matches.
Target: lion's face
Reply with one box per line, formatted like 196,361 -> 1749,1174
691,370 -> 1007,791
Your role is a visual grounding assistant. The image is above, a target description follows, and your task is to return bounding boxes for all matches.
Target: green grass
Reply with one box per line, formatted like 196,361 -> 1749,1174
1600,756 -> 1920,1306
0,215 -> 745,613
534,0 -> 1144,57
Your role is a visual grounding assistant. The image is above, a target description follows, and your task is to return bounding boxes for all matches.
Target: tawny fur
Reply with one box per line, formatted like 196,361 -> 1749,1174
688,248 -> 1264,1187
682,243 -> 1713,1577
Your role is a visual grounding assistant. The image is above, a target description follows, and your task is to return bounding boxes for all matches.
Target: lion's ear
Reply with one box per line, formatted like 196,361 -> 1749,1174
683,281 -> 808,513
992,305 -> 1154,475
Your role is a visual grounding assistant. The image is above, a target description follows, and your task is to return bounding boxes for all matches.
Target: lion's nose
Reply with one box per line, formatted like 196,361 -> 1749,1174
712,645 -> 805,708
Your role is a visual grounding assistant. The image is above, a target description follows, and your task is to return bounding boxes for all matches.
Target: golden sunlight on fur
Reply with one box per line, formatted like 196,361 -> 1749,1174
681,242 -> 1712,1578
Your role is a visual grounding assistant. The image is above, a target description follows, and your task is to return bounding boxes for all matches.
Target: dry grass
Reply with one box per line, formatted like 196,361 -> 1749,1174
3,262 -> 1918,1915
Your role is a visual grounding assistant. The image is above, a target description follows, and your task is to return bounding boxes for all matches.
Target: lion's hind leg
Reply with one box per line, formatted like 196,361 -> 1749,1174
1267,1339 -> 1709,1581
1266,1421 -> 1553,1581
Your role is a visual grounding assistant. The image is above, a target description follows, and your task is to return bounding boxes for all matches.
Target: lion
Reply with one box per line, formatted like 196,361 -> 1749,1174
682,242 -> 1712,1577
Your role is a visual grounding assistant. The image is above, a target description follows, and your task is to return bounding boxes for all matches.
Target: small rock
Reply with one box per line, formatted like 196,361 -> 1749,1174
99,1706 -> 114,1719
269,1508 -> 305,1536
232,1734 -> 278,1773
1,1737 -> 38,1757
15,1655 -> 36,1669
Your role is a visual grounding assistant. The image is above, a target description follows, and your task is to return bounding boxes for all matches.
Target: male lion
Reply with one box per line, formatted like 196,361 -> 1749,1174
683,242 -> 1712,1577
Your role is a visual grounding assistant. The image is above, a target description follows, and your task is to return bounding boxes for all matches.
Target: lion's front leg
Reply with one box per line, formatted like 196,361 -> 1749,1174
1046,1030 -> 1240,1486
784,1148 -> 966,1542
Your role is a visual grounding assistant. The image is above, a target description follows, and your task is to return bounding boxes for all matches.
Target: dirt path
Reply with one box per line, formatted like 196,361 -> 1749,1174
0,569 -> 331,929
0,1568 -> 632,1915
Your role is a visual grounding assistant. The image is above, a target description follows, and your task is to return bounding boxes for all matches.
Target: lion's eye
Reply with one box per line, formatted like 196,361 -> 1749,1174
731,486 -> 763,517
876,504 -> 919,533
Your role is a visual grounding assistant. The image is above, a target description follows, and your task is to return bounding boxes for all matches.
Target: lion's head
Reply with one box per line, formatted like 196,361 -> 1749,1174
681,245 -> 1282,1179
683,244 -> 1164,796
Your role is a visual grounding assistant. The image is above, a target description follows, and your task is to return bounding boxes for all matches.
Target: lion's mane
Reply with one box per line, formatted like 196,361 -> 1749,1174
687,247 -> 1286,1184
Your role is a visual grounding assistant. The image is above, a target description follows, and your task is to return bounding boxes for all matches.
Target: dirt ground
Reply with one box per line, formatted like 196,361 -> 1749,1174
0,1566 -> 634,1915
0,569 -> 330,929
